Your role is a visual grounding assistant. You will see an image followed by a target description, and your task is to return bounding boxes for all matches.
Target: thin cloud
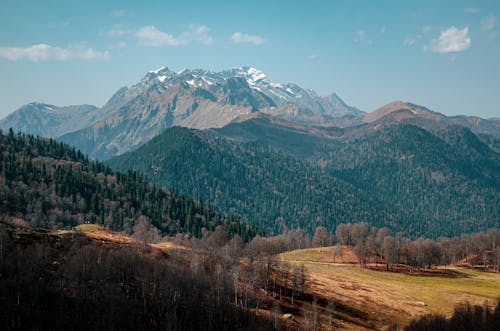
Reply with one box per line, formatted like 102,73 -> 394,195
231,32 -> 267,45
425,26 -> 471,54
421,26 -> 432,34
354,30 -> 373,45
0,44 -> 110,61
403,36 -> 419,46
111,9 -> 127,17
181,24 -> 214,46
110,41 -> 127,49
103,25 -> 132,38
308,54 -> 318,60
404,27 -> 430,46
481,15 -> 496,32
464,8 -> 480,14
134,24 -> 214,47
481,15 -> 497,39
49,21 -> 70,29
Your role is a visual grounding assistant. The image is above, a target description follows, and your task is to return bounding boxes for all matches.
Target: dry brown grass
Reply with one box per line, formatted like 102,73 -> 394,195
279,246 -> 500,330
75,224 -> 135,244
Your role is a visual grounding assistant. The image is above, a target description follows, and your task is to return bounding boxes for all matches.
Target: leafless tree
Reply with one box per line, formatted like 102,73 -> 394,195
132,216 -> 161,243
335,223 -> 353,245
312,226 -> 332,247
382,235 -> 398,271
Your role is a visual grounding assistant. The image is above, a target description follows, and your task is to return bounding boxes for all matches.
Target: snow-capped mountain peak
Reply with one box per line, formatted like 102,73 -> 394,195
140,65 -> 361,118
149,66 -> 168,74
144,66 -> 177,83
241,66 -> 266,82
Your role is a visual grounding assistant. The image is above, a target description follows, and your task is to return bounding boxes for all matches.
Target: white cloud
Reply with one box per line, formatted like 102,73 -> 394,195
379,26 -> 387,34
231,32 -> 267,45
135,26 -> 186,46
481,15 -> 496,32
464,8 -> 480,14
308,54 -> 318,60
353,30 -> 373,45
134,24 -> 214,47
0,44 -> 110,61
425,26 -> 471,53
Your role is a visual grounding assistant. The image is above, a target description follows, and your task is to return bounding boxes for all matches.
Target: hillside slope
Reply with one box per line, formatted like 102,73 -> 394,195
0,129 -> 257,240
107,127 -> 394,234
326,124 -> 500,236
107,123 -> 500,238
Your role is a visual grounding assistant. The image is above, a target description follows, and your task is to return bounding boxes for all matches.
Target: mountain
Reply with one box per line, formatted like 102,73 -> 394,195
51,66 -> 360,160
445,115 -> 500,138
212,114 -> 343,160
0,102 -> 99,138
361,101 -> 500,138
0,130 -> 258,240
106,126 -> 395,234
106,122 -> 500,238
326,124 -> 500,236
362,101 -> 444,124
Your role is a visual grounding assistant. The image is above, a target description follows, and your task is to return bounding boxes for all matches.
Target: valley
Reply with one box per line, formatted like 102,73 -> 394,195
2,1 -> 500,329
1,65 -> 499,331
280,247 -> 500,330
2,221 -> 498,331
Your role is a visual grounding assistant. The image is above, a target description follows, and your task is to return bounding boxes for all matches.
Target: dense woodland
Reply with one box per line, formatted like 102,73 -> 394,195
0,223 -> 276,331
108,124 -> 500,238
327,125 -> 500,237
108,127 -> 397,235
0,129 -> 258,241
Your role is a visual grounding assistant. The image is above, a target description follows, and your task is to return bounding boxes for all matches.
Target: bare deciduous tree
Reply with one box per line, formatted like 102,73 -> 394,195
312,226 -> 332,247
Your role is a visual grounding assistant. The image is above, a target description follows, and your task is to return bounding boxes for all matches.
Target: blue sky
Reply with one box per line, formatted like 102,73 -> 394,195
0,0 -> 499,118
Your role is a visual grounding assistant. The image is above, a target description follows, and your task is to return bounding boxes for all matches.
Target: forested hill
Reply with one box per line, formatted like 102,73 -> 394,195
326,124 -> 500,237
0,129 -> 258,241
107,124 -> 500,238
106,127 -> 397,235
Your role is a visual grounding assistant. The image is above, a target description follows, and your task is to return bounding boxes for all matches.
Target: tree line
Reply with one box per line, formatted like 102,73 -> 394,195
395,301 -> 500,331
309,223 -> 500,271
0,129 -> 258,242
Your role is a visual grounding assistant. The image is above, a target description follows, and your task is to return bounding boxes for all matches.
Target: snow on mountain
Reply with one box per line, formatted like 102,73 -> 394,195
7,65 -> 362,160
142,65 -> 361,118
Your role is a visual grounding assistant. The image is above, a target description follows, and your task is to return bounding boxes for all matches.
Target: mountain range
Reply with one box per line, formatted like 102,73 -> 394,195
107,117 -> 500,238
2,66 -> 499,161
0,65 -> 499,238
1,66 -> 361,160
